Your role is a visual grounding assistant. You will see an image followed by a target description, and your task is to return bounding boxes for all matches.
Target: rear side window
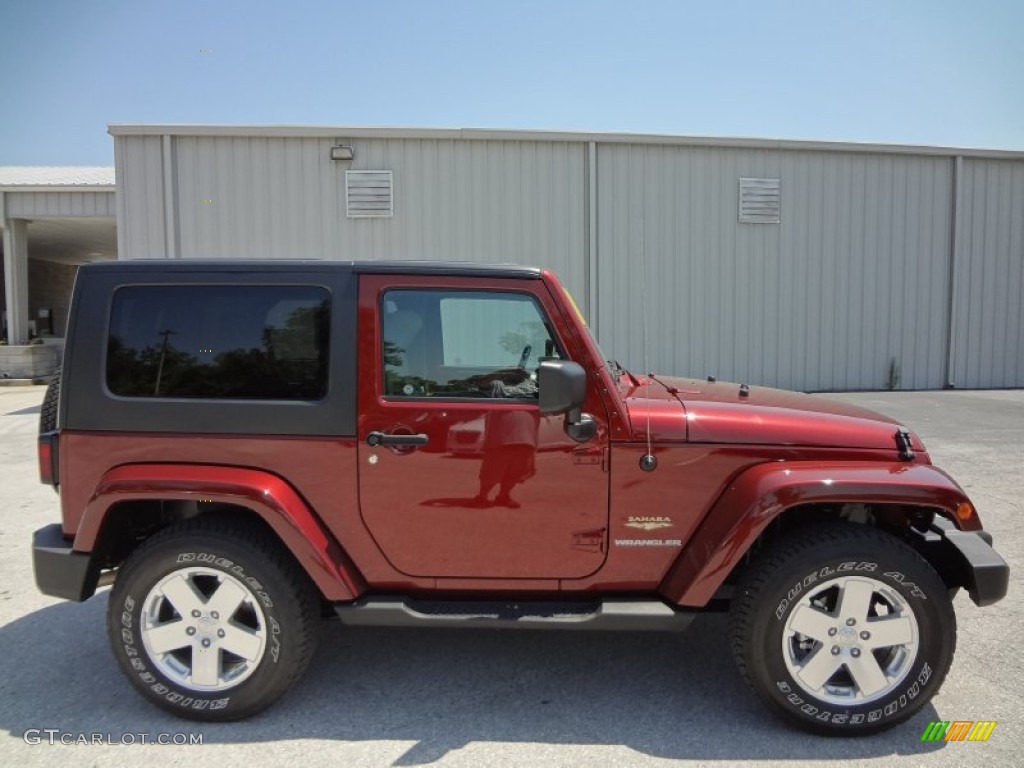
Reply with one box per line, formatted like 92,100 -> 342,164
107,285 -> 330,400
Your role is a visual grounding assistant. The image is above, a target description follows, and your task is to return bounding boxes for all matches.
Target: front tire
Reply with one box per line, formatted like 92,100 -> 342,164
730,523 -> 956,735
107,519 -> 319,721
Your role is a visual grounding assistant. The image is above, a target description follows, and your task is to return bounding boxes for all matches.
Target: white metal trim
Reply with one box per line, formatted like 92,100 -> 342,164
0,185 -> 115,192
587,141 -> 598,337
945,155 -> 964,387
162,135 -> 178,258
107,124 -> 1024,160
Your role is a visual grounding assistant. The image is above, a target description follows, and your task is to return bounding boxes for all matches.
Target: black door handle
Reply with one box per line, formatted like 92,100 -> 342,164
366,431 -> 429,447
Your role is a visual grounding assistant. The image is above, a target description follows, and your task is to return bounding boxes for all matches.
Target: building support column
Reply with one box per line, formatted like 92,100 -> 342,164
3,217 -> 29,345
943,156 -> 963,388
586,141 -> 598,338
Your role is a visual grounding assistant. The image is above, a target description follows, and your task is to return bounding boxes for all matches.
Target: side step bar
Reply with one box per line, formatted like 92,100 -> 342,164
334,597 -> 696,632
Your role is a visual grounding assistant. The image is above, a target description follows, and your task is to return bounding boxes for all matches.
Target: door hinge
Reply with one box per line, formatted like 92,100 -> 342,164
572,528 -> 607,553
571,446 -> 607,472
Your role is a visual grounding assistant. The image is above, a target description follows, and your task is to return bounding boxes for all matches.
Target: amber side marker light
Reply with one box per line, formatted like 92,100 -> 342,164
955,502 -> 974,521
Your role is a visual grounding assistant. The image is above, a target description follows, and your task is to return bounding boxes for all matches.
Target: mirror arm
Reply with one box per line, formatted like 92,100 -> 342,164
564,411 -> 597,444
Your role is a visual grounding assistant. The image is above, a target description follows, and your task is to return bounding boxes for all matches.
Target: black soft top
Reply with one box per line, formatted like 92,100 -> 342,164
63,259 -> 543,438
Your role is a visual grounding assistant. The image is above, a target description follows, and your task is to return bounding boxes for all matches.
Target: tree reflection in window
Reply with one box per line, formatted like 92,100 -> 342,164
107,286 -> 329,400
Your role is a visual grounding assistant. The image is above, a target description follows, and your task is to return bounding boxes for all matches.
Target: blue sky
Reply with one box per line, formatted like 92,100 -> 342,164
1,0 -> 1022,165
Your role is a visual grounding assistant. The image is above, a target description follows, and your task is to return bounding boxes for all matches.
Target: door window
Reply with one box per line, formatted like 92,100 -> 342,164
381,290 -> 562,399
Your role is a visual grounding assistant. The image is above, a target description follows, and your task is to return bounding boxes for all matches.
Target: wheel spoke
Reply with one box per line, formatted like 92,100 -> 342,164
846,653 -> 889,698
788,604 -> 833,642
144,620 -> 191,655
795,646 -> 844,692
159,573 -> 206,617
835,578 -> 875,622
191,644 -> 221,687
865,615 -> 915,649
206,578 -> 249,620
220,624 -> 263,661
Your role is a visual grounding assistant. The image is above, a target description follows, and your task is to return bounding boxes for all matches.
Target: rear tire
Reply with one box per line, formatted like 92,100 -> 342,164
107,518 -> 319,721
730,523 -> 956,735
39,366 -> 61,433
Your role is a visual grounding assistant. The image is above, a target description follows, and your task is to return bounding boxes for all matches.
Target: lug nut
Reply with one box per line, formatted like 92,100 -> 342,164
860,631 -> 870,640
201,639 -> 211,648
828,627 -> 837,637
846,618 -> 856,626
831,646 -> 840,655
191,609 -> 201,618
211,611 -> 219,620
851,648 -> 861,658
217,629 -> 225,638
186,627 -> 196,636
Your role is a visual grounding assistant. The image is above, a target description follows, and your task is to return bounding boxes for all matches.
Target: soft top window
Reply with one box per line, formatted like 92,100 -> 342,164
107,284 -> 330,400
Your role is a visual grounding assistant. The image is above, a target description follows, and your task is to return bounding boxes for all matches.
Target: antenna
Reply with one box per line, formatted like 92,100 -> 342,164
639,219 -> 657,472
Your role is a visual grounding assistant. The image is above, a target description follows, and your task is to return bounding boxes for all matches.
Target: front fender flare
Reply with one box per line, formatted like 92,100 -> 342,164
75,463 -> 364,601
661,461 -> 977,607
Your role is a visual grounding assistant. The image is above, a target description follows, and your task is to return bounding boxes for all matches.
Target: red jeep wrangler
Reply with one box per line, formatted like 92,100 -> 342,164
33,260 -> 1008,733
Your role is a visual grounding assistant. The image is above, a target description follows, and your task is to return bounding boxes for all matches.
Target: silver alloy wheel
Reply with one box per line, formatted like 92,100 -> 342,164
782,575 -> 920,705
140,566 -> 267,691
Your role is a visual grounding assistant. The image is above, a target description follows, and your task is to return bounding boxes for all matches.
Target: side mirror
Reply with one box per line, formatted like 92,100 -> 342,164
538,359 -> 587,415
538,360 -> 598,444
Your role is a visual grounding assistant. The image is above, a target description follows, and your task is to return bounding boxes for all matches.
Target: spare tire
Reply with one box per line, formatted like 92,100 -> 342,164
39,366 -> 62,433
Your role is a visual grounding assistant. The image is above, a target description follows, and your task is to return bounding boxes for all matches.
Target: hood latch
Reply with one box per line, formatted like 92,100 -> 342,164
895,427 -> 916,462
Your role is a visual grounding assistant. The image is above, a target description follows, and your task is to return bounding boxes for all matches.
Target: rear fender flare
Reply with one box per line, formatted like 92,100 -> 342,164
75,463 -> 364,601
661,461 -> 977,607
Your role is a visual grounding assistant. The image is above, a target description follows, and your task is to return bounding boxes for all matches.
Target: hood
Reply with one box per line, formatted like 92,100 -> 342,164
623,375 -> 923,451
621,375 -> 691,441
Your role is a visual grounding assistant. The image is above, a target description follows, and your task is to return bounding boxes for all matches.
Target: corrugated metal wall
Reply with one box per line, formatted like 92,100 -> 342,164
115,135 -> 168,259
119,135 -> 588,301
5,190 -> 115,217
594,145 -> 953,391
112,129 -> 1024,390
950,158 -> 1024,388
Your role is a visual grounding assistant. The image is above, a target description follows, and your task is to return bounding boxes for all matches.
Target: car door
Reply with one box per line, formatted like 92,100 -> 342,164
356,274 -> 609,580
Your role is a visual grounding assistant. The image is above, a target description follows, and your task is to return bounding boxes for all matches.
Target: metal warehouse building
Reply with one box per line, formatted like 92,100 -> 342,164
1,166 -> 116,377
5,125 -> 1023,390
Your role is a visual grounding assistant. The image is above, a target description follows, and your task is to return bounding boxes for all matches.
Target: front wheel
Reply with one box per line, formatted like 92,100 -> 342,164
107,519 -> 319,721
730,523 -> 956,735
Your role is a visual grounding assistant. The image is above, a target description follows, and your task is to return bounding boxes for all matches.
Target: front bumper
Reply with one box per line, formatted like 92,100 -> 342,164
33,524 -> 100,602
912,518 -> 1010,607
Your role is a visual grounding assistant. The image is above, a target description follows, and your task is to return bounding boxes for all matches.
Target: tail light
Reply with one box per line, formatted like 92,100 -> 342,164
38,431 -> 60,486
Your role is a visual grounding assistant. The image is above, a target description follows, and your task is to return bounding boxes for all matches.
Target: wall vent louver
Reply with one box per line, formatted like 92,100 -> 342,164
346,170 -> 393,218
739,178 -> 781,223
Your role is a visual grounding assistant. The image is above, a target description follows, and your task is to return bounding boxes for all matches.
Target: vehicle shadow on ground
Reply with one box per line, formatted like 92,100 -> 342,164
0,596 -> 946,764
3,404 -> 40,416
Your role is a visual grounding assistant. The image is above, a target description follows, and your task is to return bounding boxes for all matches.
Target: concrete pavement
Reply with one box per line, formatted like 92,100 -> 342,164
0,386 -> 1019,767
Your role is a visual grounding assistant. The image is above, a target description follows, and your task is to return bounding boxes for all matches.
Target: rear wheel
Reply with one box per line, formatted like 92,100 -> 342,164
730,523 -> 956,734
107,518 -> 319,721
